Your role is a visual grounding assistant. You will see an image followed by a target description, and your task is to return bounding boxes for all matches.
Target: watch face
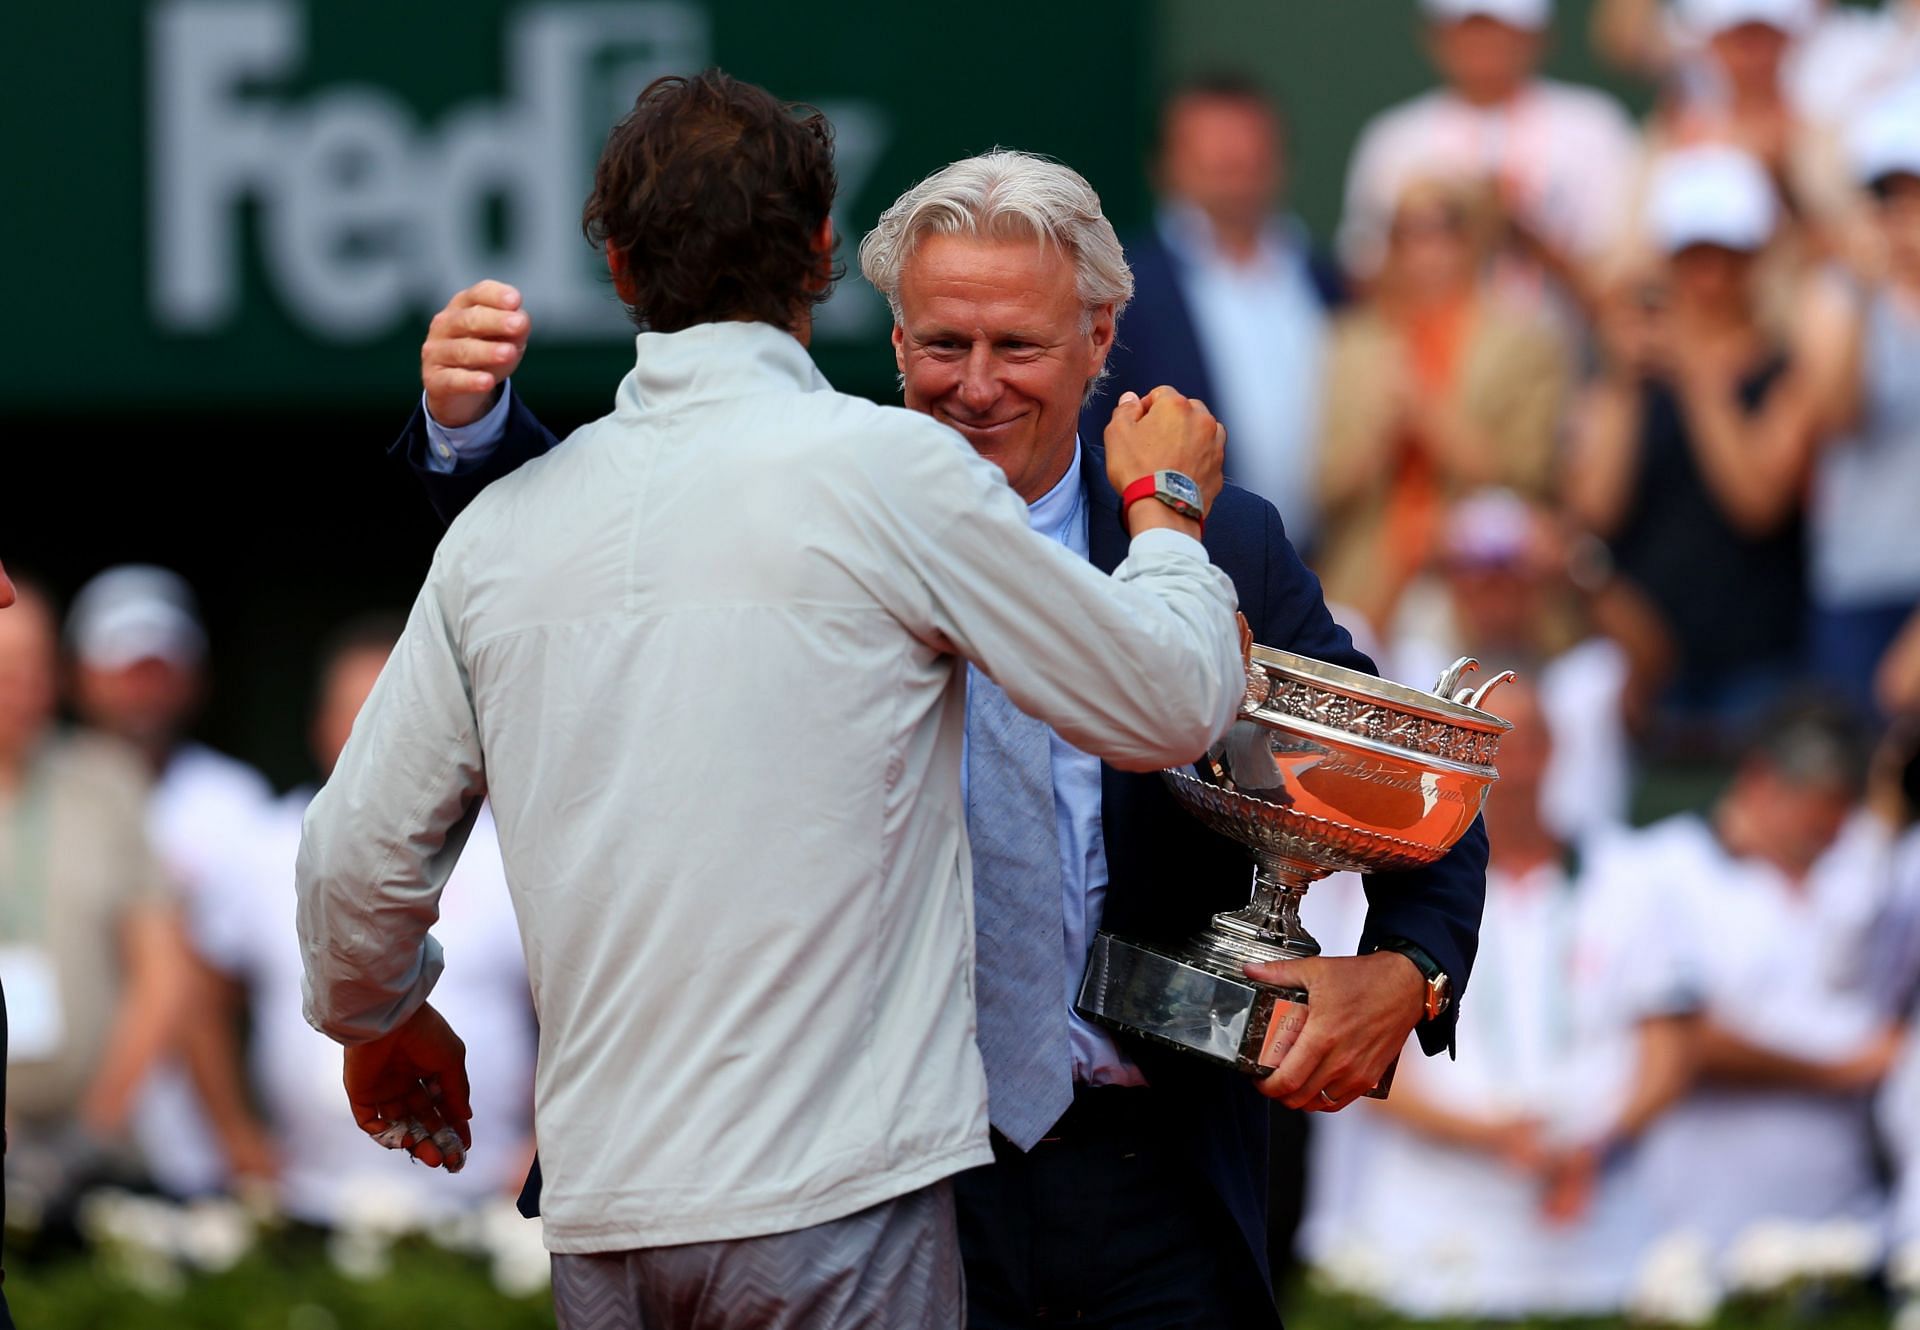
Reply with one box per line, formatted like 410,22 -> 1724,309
1157,470 -> 1203,514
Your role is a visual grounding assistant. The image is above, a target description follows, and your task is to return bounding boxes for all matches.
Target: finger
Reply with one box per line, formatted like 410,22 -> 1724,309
431,1063 -> 474,1135
1245,957 -> 1314,993
426,336 -> 523,372
1108,391 -> 1144,425
1141,384 -> 1184,407
442,304 -> 531,341
426,368 -> 503,399
453,280 -> 523,312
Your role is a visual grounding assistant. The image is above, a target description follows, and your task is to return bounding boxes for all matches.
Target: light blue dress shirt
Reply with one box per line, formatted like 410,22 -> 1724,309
426,398 -> 1144,1087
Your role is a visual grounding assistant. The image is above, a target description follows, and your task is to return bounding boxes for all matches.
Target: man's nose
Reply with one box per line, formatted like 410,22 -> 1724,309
955,344 -> 998,413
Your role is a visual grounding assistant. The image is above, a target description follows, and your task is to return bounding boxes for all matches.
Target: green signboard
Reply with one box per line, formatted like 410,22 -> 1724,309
9,0 -> 1151,410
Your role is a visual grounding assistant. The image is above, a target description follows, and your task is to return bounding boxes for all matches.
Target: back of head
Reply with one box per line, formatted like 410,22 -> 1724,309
1740,694 -> 1870,800
858,149 -> 1134,329
583,70 -> 838,334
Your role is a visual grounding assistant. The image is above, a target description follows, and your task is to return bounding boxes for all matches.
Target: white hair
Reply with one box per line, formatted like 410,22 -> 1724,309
858,149 -> 1134,328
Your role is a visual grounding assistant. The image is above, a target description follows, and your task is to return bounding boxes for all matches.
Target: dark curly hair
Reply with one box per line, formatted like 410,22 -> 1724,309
582,70 -> 841,334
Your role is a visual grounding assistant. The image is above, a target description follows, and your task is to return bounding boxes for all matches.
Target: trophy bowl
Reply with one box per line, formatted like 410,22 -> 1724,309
1076,647 -> 1513,1080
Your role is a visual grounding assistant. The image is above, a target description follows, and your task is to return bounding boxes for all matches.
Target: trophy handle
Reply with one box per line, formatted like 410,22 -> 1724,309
1433,656 -> 1478,701
1466,670 -> 1519,711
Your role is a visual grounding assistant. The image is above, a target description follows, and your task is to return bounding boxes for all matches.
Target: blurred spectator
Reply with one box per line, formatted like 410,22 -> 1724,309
1804,91 -> 1920,714
1566,145 -> 1819,735
1884,604 -> 1920,718
1630,698 -> 1911,1269
1673,1 -> 1850,213
66,566 -> 272,1198
1315,174 -> 1571,632
1339,0 -> 1640,309
0,580 -> 187,1230
1082,74 -> 1340,548
1389,489 -> 1673,845
182,616 -> 535,1225
1321,680 -> 1695,1317
1594,0 -> 1920,135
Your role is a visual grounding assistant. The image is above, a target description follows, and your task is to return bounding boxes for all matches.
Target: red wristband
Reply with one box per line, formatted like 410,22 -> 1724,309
1120,475 -> 1204,538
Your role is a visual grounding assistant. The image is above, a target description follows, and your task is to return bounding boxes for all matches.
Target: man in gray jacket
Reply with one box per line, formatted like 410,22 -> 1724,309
294,70 -> 1242,1329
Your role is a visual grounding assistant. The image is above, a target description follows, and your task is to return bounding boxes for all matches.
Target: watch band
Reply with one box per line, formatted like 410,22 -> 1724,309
1368,937 -> 1451,1021
1118,472 -> 1205,538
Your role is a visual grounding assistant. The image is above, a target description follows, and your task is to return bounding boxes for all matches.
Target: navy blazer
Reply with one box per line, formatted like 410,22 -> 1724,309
391,397 -> 1487,1289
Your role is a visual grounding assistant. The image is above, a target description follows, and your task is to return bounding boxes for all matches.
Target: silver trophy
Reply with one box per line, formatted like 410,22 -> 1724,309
1076,646 -> 1512,1084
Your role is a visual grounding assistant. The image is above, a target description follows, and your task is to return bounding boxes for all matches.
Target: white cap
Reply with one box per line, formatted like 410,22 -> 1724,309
1643,145 -> 1779,254
1676,0 -> 1815,37
66,565 -> 208,671
1421,0 -> 1551,30
1849,83 -> 1920,185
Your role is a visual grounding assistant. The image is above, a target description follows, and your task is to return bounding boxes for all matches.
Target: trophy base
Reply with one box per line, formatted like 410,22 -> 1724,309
1076,932 -> 1398,1095
1076,931 -> 1308,1076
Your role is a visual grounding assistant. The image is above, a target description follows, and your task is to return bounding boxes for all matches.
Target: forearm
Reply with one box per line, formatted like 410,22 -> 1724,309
1371,1080 -> 1506,1154
1603,1016 -> 1697,1145
81,909 -> 190,1134
1696,1020 -> 1850,1090
1564,380 -> 1641,536
296,568 -> 484,1043
1677,383 -> 1806,534
178,962 -> 266,1146
1007,531 -> 1242,770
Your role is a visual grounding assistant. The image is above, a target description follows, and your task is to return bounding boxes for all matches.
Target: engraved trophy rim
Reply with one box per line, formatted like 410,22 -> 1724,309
1248,644 -> 1516,737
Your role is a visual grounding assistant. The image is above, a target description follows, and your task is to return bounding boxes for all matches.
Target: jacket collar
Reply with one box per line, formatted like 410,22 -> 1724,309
615,320 -> 831,418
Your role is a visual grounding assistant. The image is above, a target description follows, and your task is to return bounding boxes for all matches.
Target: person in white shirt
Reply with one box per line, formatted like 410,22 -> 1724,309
65,565 -> 273,1198
1317,680 -> 1696,1317
295,71 -> 1243,1330
1339,0 -> 1641,305
191,616 -> 533,1225
1629,699 -> 1910,1278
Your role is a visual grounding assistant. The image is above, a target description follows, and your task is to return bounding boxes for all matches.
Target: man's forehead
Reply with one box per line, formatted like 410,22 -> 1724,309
897,234 -> 1079,328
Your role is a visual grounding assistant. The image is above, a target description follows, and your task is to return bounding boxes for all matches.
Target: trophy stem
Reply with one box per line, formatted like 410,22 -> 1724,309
1202,853 -> 1324,966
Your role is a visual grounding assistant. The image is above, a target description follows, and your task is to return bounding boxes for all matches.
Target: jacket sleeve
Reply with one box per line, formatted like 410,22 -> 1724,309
390,391 -> 561,527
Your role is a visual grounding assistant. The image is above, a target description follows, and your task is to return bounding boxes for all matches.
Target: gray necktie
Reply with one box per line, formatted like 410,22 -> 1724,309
965,665 -> 1074,1151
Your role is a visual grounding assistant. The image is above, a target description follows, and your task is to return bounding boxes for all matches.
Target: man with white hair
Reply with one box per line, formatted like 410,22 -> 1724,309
393,143 -> 1488,1325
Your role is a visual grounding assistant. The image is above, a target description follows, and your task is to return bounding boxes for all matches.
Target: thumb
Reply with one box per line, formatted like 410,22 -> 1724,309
1246,957 -> 1315,992
1112,390 -> 1143,419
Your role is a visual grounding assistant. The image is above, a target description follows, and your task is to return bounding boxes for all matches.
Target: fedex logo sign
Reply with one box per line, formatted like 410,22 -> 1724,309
148,1 -> 889,342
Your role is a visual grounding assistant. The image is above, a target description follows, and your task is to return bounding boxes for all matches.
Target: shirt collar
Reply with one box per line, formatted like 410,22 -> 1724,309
616,320 -> 832,418
1026,440 -> 1084,532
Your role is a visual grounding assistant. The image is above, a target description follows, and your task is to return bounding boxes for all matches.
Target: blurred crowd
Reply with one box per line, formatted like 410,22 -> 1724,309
1113,0 -> 1920,1318
4,0 -> 1920,1321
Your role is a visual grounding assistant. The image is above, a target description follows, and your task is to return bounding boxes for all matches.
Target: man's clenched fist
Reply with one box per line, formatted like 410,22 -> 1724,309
423,280 -> 531,428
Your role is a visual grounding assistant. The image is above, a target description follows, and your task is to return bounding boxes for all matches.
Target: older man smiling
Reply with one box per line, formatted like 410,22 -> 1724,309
392,148 -> 1487,1328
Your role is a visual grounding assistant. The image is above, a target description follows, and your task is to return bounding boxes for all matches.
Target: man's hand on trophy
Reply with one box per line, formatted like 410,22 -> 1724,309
344,1001 -> 475,1173
1103,385 -> 1227,527
1244,952 -> 1427,1110
423,280 -> 531,428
